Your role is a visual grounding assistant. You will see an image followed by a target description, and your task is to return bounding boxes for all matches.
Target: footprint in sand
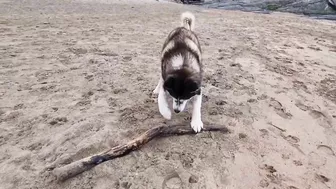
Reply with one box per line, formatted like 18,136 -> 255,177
288,186 -> 299,189
269,98 -> 292,119
292,80 -> 310,93
308,152 -> 326,168
309,110 -> 333,128
293,160 -> 303,166
308,45 -> 322,51
307,145 -> 335,175
259,164 -> 277,173
68,47 -> 88,55
49,117 -> 68,126
295,101 -> 334,128
285,135 -> 300,144
317,145 -> 335,156
294,100 -> 309,111
162,171 -> 183,189
315,174 -> 330,183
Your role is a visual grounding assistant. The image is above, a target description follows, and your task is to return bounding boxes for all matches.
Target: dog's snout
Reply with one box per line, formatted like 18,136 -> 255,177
174,109 -> 180,113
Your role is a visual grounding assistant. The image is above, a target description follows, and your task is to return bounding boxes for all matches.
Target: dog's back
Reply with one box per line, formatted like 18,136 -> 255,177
161,12 -> 202,80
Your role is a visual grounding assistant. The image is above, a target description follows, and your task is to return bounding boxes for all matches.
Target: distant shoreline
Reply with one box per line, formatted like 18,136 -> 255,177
170,0 -> 336,21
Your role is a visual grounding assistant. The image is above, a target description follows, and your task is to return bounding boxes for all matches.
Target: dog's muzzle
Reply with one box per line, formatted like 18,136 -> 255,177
173,98 -> 187,113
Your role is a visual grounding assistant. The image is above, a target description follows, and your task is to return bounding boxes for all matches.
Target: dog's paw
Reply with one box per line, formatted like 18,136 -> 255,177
160,107 -> 172,120
191,119 -> 203,133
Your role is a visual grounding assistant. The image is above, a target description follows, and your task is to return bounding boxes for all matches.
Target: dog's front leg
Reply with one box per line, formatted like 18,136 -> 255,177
191,91 -> 203,132
153,77 -> 163,94
158,85 -> 172,120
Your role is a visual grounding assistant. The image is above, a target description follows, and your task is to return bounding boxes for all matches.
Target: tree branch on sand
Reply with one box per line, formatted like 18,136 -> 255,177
50,124 -> 229,182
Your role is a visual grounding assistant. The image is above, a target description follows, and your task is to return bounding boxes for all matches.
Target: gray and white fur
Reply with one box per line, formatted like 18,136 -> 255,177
153,12 -> 203,133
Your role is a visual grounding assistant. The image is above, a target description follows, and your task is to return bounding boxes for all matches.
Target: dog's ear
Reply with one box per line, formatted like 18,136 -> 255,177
163,75 -> 175,91
185,79 -> 201,95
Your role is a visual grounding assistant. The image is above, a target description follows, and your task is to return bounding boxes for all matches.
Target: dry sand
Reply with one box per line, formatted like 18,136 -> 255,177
0,0 -> 336,188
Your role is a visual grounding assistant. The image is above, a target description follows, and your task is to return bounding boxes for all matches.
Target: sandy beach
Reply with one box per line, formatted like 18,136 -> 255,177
0,0 -> 336,188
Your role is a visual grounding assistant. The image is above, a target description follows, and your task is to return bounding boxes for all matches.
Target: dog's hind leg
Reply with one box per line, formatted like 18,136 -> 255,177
153,77 -> 163,94
191,91 -> 203,133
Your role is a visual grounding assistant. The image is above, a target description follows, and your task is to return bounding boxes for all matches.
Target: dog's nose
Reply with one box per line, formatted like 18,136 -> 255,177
174,109 -> 180,113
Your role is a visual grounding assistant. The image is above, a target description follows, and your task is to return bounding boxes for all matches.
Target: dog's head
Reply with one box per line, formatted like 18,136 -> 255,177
163,71 -> 201,113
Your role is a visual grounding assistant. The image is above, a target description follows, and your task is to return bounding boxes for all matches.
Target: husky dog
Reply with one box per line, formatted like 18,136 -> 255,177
153,12 -> 203,133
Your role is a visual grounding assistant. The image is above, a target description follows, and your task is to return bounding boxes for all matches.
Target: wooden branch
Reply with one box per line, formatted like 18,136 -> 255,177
51,124 -> 229,182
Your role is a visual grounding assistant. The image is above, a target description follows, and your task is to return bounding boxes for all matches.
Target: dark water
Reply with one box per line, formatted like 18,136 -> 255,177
184,0 -> 336,21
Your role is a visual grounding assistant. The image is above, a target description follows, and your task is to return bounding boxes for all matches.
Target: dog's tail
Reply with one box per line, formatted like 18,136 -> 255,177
181,12 -> 195,31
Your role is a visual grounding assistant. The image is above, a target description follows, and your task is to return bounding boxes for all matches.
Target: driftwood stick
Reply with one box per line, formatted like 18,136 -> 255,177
52,124 -> 229,182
